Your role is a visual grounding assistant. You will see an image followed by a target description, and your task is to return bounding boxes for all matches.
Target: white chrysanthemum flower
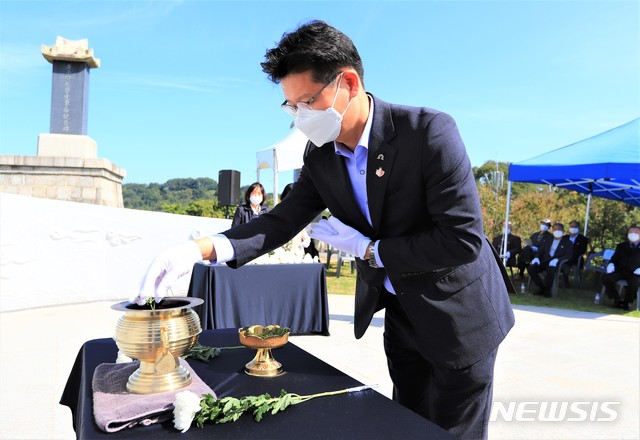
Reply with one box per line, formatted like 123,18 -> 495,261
247,235 -> 320,265
173,390 -> 202,433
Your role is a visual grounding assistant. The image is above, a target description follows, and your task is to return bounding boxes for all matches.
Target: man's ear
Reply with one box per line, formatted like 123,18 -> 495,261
342,69 -> 361,99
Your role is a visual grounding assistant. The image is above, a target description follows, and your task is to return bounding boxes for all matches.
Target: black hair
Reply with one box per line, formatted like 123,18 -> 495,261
244,182 -> 266,205
261,20 -> 364,86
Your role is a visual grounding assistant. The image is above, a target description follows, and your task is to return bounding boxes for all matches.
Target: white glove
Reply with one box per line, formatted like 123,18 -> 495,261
133,241 -> 202,305
531,246 -> 538,252
531,257 -> 540,265
505,251 -> 511,259
635,268 -> 640,275
549,258 -> 558,267
606,263 -> 615,274
310,216 -> 370,259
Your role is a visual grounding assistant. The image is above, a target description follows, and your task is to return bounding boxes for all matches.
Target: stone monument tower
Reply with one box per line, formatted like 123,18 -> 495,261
0,37 -> 126,207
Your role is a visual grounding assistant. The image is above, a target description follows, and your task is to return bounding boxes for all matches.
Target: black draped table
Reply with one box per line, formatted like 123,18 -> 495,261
60,329 -> 456,439
187,262 -> 330,335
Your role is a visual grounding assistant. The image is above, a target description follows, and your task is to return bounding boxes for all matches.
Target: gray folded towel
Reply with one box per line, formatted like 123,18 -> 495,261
92,358 -> 215,432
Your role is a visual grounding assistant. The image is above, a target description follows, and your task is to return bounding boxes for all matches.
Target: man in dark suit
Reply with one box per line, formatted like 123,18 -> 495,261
562,220 -> 589,286
529,222 -> 573,297
492,221 -> 522,270
602,225 -> 640,310
136,20 -> 514,440
517,218 -> 553,278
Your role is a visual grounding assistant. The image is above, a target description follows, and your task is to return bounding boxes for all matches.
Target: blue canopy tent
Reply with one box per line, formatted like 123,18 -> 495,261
501,117 -> 640,257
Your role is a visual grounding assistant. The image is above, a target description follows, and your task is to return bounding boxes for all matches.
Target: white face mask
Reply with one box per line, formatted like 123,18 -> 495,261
553,230 -> 564,239
569,227 -> 579,235
294,74 -> 352,146
629,232 -> 640,242
506,229 -> 511,235
249,195 -> 262,206
540,224 -> 549,232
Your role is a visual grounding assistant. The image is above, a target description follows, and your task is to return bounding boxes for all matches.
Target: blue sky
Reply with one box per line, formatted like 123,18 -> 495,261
1,0 -> 638,192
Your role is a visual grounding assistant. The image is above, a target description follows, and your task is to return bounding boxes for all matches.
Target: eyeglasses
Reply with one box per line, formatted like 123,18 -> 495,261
281,72 -> 341,116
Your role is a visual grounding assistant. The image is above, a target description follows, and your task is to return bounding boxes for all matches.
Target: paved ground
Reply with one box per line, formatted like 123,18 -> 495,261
0,295 -> 638,439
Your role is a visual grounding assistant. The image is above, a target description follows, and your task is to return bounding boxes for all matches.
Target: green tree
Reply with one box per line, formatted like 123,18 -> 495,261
185,200 -> 228,218
160,203 -> 186,215
123,177 -> 218,212
475,160 -> 638,250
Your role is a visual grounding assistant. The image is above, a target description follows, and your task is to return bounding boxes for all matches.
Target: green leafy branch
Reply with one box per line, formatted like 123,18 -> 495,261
145,297 -> 156,310
182,342 -> 245,363
240,326 -> 290,339
194,386 -> 376,427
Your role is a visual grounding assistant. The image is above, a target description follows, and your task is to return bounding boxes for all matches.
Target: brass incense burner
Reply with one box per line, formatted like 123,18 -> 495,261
111,297 -> 203,394
239,325 -> 290,377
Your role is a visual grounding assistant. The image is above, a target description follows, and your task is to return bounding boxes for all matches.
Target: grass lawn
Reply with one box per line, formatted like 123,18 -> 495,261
324,260 -> 639,318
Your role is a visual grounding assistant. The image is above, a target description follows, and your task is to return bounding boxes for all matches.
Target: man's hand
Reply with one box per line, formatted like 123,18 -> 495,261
132,241 -> 203,305
531,246 -> 538,252
606,263 -> 615,274
310,216 -> 370,259
531,257 -> 540,265
505,251 -> 511,259
549,258 -> 558,267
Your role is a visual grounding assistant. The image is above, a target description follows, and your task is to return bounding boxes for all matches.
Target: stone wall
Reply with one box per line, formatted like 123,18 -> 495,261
0,192 -> 231,312
0,154 -> 125,207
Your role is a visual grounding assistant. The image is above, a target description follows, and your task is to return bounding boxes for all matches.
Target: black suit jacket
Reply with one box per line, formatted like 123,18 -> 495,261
492,233 -> 522,266
529,230 -> 552,248
567,234 -> 589,266
231,204 -> 270,227
222,95 -> 515,368
535,236 -> 573,264
610,241 -> 640,275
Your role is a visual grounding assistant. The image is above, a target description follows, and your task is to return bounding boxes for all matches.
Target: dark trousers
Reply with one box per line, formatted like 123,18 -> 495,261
517,246 -> 536,275
528,262 -> 557,295
383,292 -> 497,440
602,272 -> 639,304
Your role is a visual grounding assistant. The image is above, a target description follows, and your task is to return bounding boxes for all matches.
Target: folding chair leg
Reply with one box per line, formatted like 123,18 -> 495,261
325,248 -> 334,270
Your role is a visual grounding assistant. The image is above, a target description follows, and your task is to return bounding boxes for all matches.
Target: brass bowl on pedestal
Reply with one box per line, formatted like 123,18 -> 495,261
111,297 -> 203,394
239,325 -> 290,377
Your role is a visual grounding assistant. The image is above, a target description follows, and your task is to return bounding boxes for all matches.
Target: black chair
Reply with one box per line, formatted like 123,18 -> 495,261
336,251 -> 356,278
526,265 -> 561,296
599,280 -> 640,311
556,259 -> 583,290
582,249 -> 615,288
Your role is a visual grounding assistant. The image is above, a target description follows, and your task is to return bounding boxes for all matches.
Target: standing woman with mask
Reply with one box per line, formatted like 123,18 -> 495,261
231,182 -> 270,227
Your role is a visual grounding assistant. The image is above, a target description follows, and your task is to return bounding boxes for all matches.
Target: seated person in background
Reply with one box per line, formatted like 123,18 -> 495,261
529,222 -> 573,297
562,220 -> 589,286
231,182 -> 270,227
601,225 -> 640,311
492,222 -> 522,275
517,218 -> 553,278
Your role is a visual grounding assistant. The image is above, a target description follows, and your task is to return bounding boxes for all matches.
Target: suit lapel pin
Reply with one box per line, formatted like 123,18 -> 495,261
375,167 -> 385,177
377,154 -> 384,160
